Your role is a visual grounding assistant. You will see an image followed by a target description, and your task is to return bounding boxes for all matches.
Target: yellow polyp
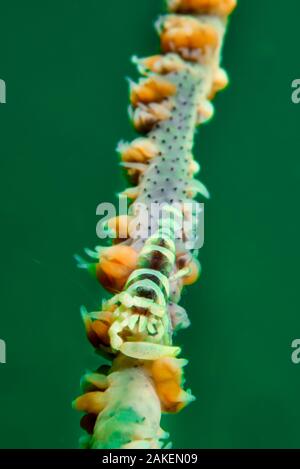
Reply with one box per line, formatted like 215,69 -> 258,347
168,0 -> 237,16
73,391 -> 106,414
160,16 -> 219,59
130,77 -> 177,107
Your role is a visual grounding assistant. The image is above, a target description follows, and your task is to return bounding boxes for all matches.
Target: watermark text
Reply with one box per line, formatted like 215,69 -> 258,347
291,339 -> 300,364
291,79 -> 300,104
96,199 -> 205,250
0,79 -> 6,104
0,339 -> 6,364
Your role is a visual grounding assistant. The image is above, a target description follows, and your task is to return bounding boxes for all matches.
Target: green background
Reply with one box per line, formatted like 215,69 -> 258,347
0,0 -> 300,449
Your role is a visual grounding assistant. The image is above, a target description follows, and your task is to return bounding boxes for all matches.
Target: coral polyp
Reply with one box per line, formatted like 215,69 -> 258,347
73,0 -> 236,449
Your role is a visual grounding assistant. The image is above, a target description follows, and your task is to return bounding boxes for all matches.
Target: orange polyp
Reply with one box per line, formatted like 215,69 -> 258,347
156,381 -> 185,413
150,358 -> 186,412
142,55 -> 162,70
122,146 -> 144,162
182,259 -> 200,286
83,314 -> 102,349
102,245 -> 138,267
120,138 -> 157,163
73,392 -> 106,414
151,357 -> 181,382
208,68 -> 229,99
169,0 -> 237,16
91,320 -> 111,346
96,245 -> 138,292
161,17 -> 219,58
140,54 -> 185,74
130,77 -> 177,107
132,102 -> 172,133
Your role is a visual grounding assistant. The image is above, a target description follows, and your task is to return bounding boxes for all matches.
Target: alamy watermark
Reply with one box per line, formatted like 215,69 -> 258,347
0,339 -> 6,364
0,79 -> 6,104
291,79 -> 300,104
96,198 -> 205,250
291,339 -> 300,364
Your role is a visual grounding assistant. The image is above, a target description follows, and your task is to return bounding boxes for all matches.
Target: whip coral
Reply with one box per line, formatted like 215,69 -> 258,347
73,0 -> 236,449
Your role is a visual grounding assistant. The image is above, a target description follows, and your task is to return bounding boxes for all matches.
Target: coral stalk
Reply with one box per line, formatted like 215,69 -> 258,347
74,0 -> 236,449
